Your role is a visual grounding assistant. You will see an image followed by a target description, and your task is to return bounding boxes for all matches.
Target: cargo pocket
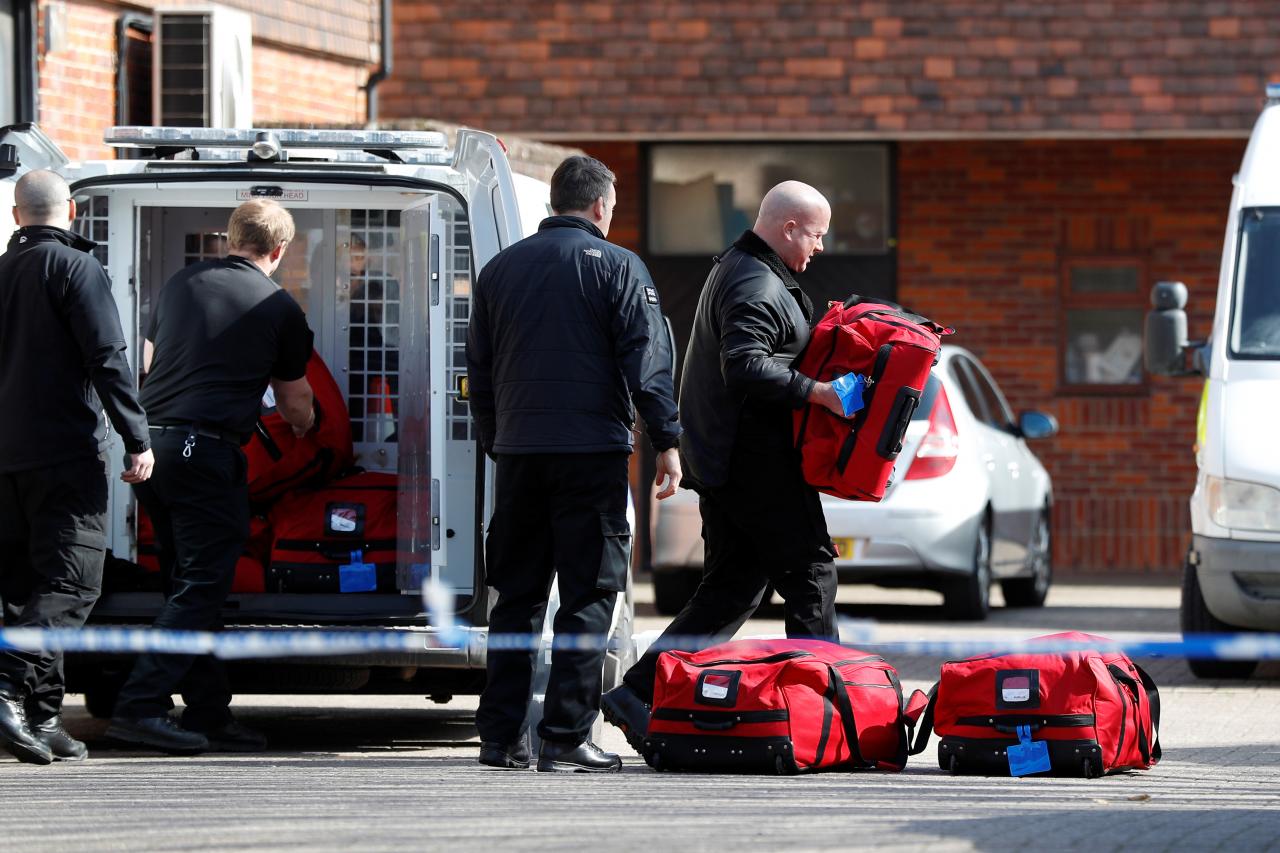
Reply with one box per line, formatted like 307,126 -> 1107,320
596,513 -> 631,593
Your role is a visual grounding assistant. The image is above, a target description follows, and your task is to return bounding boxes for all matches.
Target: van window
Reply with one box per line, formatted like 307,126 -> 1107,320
1230,207 -> 1280,359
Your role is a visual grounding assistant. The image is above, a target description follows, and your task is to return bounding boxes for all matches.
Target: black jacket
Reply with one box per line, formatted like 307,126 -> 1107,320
678,230 -> 816,489
0,226 -> 150,472
467,216 -> 680,455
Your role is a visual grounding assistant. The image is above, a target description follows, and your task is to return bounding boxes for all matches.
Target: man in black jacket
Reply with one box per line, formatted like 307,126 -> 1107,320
602,181 -> 846,752
0,170 -> 154,764
468,155 -> 681,773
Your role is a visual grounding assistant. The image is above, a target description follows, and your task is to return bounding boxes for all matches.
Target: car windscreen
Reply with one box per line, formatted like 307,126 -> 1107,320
913,374 -> 941,420
1230,207 -> 1280,359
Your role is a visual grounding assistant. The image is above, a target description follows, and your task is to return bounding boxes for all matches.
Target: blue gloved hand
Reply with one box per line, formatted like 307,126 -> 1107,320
830,372 -> 868,418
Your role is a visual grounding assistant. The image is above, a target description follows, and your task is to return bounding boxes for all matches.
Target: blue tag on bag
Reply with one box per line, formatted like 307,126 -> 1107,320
830,373 -> 868,417
338,549 -> 377,593
1007,724 -> 1052,777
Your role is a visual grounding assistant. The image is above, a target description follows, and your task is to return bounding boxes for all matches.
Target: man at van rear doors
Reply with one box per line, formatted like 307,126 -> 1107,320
106,199 -> 315,755
468,155 -> 682,773
602,181 -> 846,754
0,170 -> 154,764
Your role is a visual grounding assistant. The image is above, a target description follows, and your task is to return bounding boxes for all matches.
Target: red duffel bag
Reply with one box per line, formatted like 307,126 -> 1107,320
245,350 -> 355,504
905,632 -> 1162,778
793,296 -> 950,501
642,638 -> 910,774
266,471 -> 399,593
135,505 -> 268,594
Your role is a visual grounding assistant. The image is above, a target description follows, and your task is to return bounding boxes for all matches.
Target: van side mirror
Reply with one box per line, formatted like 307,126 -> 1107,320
1144,281 -> 1202,376
1017,410 -> 1058,440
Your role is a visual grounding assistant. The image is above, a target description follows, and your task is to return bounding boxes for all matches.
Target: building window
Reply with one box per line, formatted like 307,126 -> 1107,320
647,143 -> 891,256
1060,258 -> 1146,390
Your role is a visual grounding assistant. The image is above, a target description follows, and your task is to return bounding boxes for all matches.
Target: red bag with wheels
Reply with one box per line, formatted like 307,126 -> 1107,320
905,632 -> 1162,778
642,638 -> 910,774
793,296 -> 949,501
266,471 -> 399,593
135,505 -> 268,593
244,350 -> 355,504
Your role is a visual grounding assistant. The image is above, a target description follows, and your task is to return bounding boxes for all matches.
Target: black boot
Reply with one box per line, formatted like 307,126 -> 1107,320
32,717 -> 88,761
478,731 -> 531,770
0,688 -> 53,765
105,715 -> 209,755
188,720 -> 268,753
537,739 -> 622,773
601,684 -> 651,756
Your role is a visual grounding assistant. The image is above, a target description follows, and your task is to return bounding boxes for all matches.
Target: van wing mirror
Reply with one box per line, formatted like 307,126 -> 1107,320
1144,281 -> 1203,376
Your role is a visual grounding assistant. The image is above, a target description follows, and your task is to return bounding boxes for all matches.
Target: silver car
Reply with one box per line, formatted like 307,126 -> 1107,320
650,346 -> 1057,620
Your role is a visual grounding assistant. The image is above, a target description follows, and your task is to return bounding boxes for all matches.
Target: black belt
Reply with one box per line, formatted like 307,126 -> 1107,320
149,424 -> 245,446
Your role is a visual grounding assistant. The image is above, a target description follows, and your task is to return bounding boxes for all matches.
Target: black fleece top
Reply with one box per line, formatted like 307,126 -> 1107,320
0,226 -> 150,472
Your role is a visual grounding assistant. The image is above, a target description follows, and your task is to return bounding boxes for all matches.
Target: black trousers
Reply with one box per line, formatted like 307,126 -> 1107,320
114,431 -> 248,729
475,452 -> 630,746
623,445 -> 838,703
0,454 -> 108,723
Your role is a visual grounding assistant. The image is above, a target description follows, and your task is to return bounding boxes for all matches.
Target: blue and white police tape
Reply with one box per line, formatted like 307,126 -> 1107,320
0,577 -> 1273,662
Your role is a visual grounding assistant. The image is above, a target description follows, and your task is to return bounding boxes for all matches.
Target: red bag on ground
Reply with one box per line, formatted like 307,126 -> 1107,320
643,638 -> 910,774
266,471 -> 399,593
244,350 -> 354,504
905,632 -> 1162,778
793,296 -> 949,501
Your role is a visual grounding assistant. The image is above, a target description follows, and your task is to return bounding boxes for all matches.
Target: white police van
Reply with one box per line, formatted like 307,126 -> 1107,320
1145,83 -> 1280,678
0,124 -> 636,712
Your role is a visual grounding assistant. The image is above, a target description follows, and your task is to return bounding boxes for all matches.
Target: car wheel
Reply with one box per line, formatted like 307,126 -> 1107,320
945,515 -> 992,620
1182,560 -> 1258,679
1001,511 -> 1052,608
653,567 -> 700,616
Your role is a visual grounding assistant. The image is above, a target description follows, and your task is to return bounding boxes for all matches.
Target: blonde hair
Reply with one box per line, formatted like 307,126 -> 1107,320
227,199 -> 295,257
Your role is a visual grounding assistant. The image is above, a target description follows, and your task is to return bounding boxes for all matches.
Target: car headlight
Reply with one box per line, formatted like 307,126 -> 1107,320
1205,476 -> 1280,532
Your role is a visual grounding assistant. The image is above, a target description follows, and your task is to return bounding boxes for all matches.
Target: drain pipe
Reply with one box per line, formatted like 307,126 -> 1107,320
365,0 -> 392,126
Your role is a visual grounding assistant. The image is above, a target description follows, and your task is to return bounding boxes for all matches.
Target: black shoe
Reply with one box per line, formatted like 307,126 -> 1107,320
0,690 -> 53,765
33,717 -> 88,761
191,720 -> 268,753
478,732 -> 531,770
105,715 -> 209,755
601,684 -> 651,757
537,739 -> 622,773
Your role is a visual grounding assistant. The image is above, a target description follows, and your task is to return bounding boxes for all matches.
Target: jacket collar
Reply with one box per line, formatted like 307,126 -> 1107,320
7,225 -> 96,254
732,229 -> 813,322
539,215 -> 605,240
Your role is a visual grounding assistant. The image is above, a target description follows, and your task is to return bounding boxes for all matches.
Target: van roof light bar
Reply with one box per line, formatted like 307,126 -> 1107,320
104,126 -> 449,151
1267,82 -> 1280,104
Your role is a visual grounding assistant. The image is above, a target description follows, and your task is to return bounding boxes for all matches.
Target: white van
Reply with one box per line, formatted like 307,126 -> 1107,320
1145,83 -> 1280,679
0,124 -> 636,711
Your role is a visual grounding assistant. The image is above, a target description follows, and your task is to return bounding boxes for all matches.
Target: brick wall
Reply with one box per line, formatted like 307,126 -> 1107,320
383,0 -> 1278,137
898,138 -> 1243,573
34,0 -> 375,160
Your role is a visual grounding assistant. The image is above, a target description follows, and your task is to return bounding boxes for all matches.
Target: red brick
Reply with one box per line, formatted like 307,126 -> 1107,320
784,57 -> 844,78
1208,17 -> 1241,38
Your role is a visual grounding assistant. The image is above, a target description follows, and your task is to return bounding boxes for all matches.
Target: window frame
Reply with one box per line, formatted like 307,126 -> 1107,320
1057,253 -> 1149,396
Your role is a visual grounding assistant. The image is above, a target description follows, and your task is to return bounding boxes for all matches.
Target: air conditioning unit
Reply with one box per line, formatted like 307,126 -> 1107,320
152,6 -> 252,128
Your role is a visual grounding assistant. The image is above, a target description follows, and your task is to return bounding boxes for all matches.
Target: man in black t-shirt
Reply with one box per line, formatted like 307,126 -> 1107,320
107,199 -> 315,755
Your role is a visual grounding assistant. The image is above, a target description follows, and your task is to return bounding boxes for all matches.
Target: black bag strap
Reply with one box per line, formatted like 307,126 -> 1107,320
254,418 -> 284,461
827,665 -> 867,768
907,683 -> 938,756
1135,662 -> 1162,763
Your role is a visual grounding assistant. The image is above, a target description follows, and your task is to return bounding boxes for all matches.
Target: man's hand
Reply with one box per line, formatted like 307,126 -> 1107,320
654,447 -> 682,500
291,404 -> 317,438
809,381 -> 846,418
121,449 -> 155,483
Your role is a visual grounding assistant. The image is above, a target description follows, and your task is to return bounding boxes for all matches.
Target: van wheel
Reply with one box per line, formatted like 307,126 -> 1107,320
945,516 -> 992,620
653,568 -> 700,616
1183,561 -> 1258,679
1002,511 -> 1052,608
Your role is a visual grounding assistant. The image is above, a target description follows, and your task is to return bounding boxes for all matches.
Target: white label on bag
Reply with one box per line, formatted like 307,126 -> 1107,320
1002,675 -> 1031,703
330,510 -> 358,533
701,673 -> 731,700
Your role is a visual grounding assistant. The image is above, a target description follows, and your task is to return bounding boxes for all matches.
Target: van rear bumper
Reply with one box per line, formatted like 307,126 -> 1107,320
1193,534 -> 1280,630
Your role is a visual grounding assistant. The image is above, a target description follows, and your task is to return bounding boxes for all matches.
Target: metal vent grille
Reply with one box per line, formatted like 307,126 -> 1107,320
157,14 -> 210,127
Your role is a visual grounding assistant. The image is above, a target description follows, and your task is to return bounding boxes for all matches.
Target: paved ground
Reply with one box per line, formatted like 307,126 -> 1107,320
2,579 -> 1278,851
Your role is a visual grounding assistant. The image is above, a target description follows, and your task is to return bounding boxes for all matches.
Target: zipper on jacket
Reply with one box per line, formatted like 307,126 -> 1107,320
835,344 -> 892,474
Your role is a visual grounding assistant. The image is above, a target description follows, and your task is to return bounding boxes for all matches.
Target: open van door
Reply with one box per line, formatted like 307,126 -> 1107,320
0,123 -> 71,244
453,129 -> 524,267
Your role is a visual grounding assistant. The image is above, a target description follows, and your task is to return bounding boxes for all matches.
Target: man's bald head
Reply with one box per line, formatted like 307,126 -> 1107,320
13,170 -> 74,227
752,181 -> 831,274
